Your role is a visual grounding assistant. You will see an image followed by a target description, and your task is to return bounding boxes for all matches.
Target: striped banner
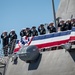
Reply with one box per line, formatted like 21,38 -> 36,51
14,27 -> 75,53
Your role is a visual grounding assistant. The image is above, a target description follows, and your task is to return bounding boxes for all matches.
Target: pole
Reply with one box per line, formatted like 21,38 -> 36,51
52,0 -> 57,32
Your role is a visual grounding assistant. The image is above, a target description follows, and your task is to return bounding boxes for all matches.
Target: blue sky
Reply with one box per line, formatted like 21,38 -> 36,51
0,0 -> 60,40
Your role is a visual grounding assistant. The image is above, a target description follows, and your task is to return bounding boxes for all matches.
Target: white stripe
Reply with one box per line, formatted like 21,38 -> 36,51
15,44 -> 19,48
30,35 -> 70,45
70,32 -> 75,36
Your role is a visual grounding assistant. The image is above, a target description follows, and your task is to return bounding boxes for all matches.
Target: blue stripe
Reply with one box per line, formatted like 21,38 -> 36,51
72,27 -> 75,31
16,40 -> 19,44
33,30 -> 71,41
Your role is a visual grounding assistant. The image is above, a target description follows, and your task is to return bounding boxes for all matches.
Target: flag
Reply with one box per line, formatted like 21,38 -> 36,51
14,40 -> 22,53
13,36 -> 33,53
21,36 -> 34,46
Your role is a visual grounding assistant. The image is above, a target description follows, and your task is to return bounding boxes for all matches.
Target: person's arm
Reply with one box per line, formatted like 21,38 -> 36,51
15,34 -> 17,39
20,31 -> 22,37
1,33 -> 4,38
9,33 -> 11,38
43,28 -> 46,34
38,26 -> 41,32
36,30 -> 38,36
53,27 -> 56,32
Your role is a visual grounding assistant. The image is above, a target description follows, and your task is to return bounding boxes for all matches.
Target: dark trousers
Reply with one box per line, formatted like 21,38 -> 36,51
3,45 -> 8,56
9,40 -> 16,54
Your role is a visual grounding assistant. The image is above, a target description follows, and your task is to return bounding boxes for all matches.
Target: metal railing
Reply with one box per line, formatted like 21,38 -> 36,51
0,48 -> 4,57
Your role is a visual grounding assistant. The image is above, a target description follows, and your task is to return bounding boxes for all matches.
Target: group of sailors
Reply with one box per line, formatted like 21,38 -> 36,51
1,18 -> 75,56
20,23 -> 56,37
1,30 -> 17,56
20,18 -> 75,37
58,18 -> 75,31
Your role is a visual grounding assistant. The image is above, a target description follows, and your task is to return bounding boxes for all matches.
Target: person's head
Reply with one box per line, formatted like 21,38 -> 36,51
32,26 -> 36,30
3,31 -> 7,36
66,19 -> 71,23
49,22 -> 54,27
71,18 -> 75,22
26,28 -> 30,31
22,28 -> 26,32
10,29 -> 15,34
40,24 -> 44,28
59,19 -> 65,25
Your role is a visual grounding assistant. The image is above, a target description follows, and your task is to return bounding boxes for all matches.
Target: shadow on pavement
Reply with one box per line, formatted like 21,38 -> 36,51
68,48 -> 75,62
13,57 -> 18,65
0,72 -> 2,75
28,54 -> 42,70
0,64 -> 6,75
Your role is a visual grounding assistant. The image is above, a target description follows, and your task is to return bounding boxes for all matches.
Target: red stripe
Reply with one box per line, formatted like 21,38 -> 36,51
35,39 -> 69,49
14,48 -> 21,53
14,45 -> 21,53
25,36 -> 28,40
28,36 -> 34,46
70,36 -> 75,41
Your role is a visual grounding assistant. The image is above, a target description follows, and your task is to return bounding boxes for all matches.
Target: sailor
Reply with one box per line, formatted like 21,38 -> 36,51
38,24 -> 46,35
59,19 -> 66,31
1,31 -> 9,56
71,18 -> 75,27
25,28 -> 32,37
47,22 -> 56,33
9,29 -> 17,54
65,19 -> 72,30
20,28 -> 26,37
31,26 -> 38,36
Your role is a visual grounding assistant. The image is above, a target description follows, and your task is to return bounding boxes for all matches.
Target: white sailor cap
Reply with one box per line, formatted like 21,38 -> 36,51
11,29 -> 15,32
22,28 -> 25,30
72,17 -> 75,20
66,19 -> 71,21
49,22 -> 54,25
59,19 -> 64,22
3,30 -> 7,33
2,31 -> 7,34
